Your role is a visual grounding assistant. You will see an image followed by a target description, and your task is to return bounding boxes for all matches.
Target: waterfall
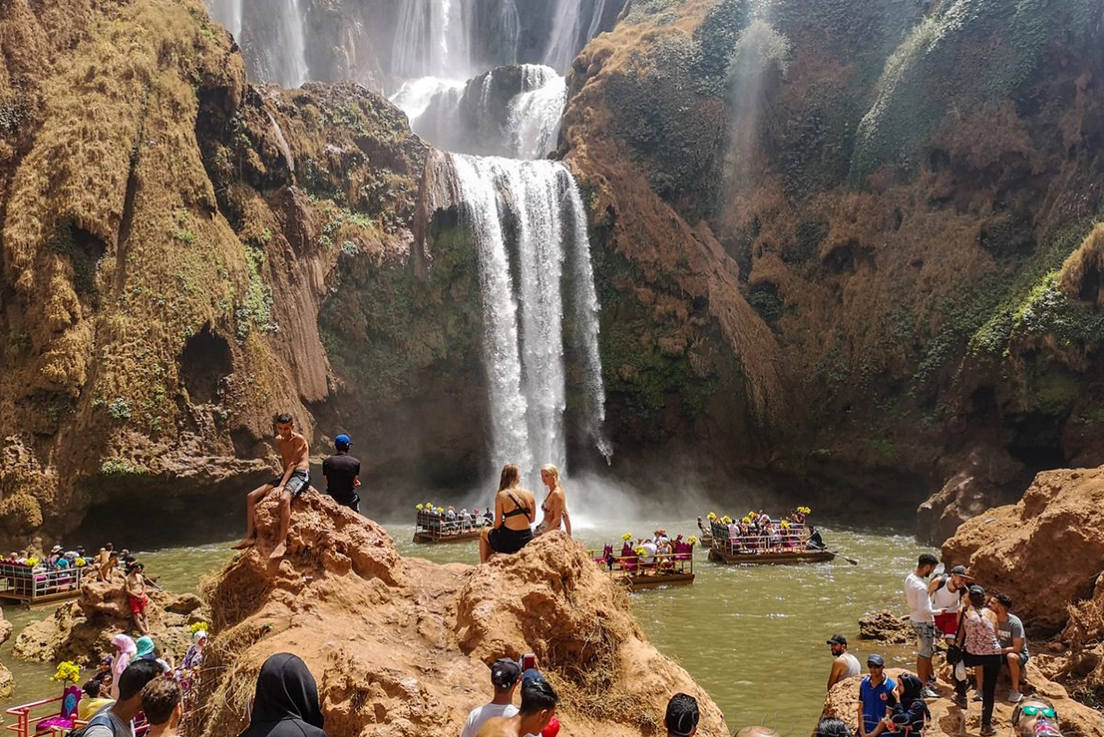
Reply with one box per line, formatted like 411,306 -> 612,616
507,66 -> 567,160
451,155 -> 607,482
544,0 -> 586,73
564,179 -> 612,462
393,0 -> 475,80
586,0 -> 609,43
276,0 -> 309,88
206,0 -> 242,41
398,64 -> 566,160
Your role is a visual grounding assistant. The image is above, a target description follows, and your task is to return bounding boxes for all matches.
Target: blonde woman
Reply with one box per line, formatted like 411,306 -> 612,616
534,465 -> 571,537
479,464 -> 536,563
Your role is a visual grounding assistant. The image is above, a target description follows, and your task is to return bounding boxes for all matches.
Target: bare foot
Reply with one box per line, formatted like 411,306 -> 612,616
232,538 -> 256,550
268,543 -> 286,560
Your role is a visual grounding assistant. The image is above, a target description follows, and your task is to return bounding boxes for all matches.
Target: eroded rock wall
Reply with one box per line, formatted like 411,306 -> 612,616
560,0 -> 1104,525
0,0 -> 452,544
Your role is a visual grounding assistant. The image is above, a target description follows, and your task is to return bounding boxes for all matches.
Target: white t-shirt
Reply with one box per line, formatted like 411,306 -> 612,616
460,703 -> 518,737
905,572 -> 935,623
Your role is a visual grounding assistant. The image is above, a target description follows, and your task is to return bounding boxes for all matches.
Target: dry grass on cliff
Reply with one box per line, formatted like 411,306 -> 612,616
1060,224 -> 1104,305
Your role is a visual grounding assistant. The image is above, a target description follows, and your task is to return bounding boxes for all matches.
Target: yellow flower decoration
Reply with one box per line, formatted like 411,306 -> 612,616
688,536 -> 698,545
781,521 -> 790,529
634,547 -> 646,555
706,512 -> 717,521
190,621 -> 210,635
74,557 -> 87,567
51,661 -> 81,684
25,557 -> 39,567
621,532 -> 633,541
722,516 -> 733,524
436,507 -> 445,514
742,517 -> 751,524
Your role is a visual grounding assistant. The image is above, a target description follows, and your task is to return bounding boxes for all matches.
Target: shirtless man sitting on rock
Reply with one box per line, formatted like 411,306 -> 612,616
234,413 -> 311,560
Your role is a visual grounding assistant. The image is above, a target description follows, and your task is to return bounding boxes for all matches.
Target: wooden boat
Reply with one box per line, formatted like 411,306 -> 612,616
592,543 -> 696,592
412,511 -> 488,544
707,548 -> 836,564
0,562 -> 87,605
707,520 -> 835,565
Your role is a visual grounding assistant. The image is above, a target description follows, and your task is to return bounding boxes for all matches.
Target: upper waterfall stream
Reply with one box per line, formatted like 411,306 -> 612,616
202,0 -> 617,485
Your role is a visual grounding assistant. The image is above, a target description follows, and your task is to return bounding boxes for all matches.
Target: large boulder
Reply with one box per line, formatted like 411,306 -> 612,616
198,490 -> 728,737
12,574 -> 205,664
942,467 -> 1104,636
916,447 -> 1024,546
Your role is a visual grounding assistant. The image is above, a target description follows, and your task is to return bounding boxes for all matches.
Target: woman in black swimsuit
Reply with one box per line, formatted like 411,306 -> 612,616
479,464 -> 537,563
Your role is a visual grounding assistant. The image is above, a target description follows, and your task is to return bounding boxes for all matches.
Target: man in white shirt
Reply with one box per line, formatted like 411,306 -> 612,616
461,659 -> 522,737
904,553 -> 940,698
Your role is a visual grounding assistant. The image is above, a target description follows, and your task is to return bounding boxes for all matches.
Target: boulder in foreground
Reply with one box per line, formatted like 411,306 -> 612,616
198,492 -> 728,737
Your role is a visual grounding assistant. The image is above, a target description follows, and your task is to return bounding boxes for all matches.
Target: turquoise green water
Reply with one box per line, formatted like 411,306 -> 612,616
0,521 -> 929,734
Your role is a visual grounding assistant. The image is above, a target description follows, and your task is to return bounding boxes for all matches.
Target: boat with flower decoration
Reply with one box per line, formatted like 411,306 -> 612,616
412,503 -> 492,544
705,507 -> 835,564
0,559 -> 89,605
591,533 -> 697,591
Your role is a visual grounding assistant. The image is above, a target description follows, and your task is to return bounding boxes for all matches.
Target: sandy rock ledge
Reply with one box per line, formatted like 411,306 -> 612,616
198,491 -> 727,737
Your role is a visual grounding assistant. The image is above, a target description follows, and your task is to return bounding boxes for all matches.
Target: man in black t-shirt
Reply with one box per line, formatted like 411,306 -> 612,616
322,434 -> 361,513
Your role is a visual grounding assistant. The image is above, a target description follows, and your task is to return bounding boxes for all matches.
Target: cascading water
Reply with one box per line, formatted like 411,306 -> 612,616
544,0 -> 584,73
392,0 -> 476,81
404,64 -> 566,160
206,0 -> 242,41
207,0 -> 617,483
202,0 -> 307,87
451,156 -> 608,480
507,66 -> 567,160
279,0 -> 309,88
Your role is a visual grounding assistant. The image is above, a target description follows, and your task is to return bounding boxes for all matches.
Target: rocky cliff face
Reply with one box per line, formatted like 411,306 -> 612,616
559,0 -> 1104,528
4,0 -> 1104,542
198,491 -> 729,737
943,466 -> 1104,704
0,0 -> 479,544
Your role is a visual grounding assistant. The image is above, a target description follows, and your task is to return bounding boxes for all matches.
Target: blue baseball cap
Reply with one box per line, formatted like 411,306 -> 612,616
335,434 -> 351,449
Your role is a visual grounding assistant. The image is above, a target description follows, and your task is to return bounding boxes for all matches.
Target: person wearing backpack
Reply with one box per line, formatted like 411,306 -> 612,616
79,660 -> 163,737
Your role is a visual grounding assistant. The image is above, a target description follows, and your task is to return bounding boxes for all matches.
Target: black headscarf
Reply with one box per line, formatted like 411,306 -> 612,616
238,653 -> 327,737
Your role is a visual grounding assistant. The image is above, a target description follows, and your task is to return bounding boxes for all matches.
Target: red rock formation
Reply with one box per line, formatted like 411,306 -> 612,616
942,467 -> 1104,636
199,491 -> 727,737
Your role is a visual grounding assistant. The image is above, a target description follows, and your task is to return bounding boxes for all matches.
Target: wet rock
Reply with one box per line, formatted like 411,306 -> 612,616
859,610 -> 914,644
917,447 -> 1024,546
199,492 -> 728,737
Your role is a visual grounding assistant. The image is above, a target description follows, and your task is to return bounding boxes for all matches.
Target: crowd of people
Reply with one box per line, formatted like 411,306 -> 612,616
697,507 -> 824,554
592,529 -> 696,575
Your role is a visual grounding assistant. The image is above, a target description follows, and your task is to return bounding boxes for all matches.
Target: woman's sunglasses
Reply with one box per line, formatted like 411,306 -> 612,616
1020,705 -> 1057,719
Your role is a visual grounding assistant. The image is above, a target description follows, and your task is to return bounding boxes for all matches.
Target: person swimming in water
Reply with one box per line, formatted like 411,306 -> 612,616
534,465 -> 571,537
